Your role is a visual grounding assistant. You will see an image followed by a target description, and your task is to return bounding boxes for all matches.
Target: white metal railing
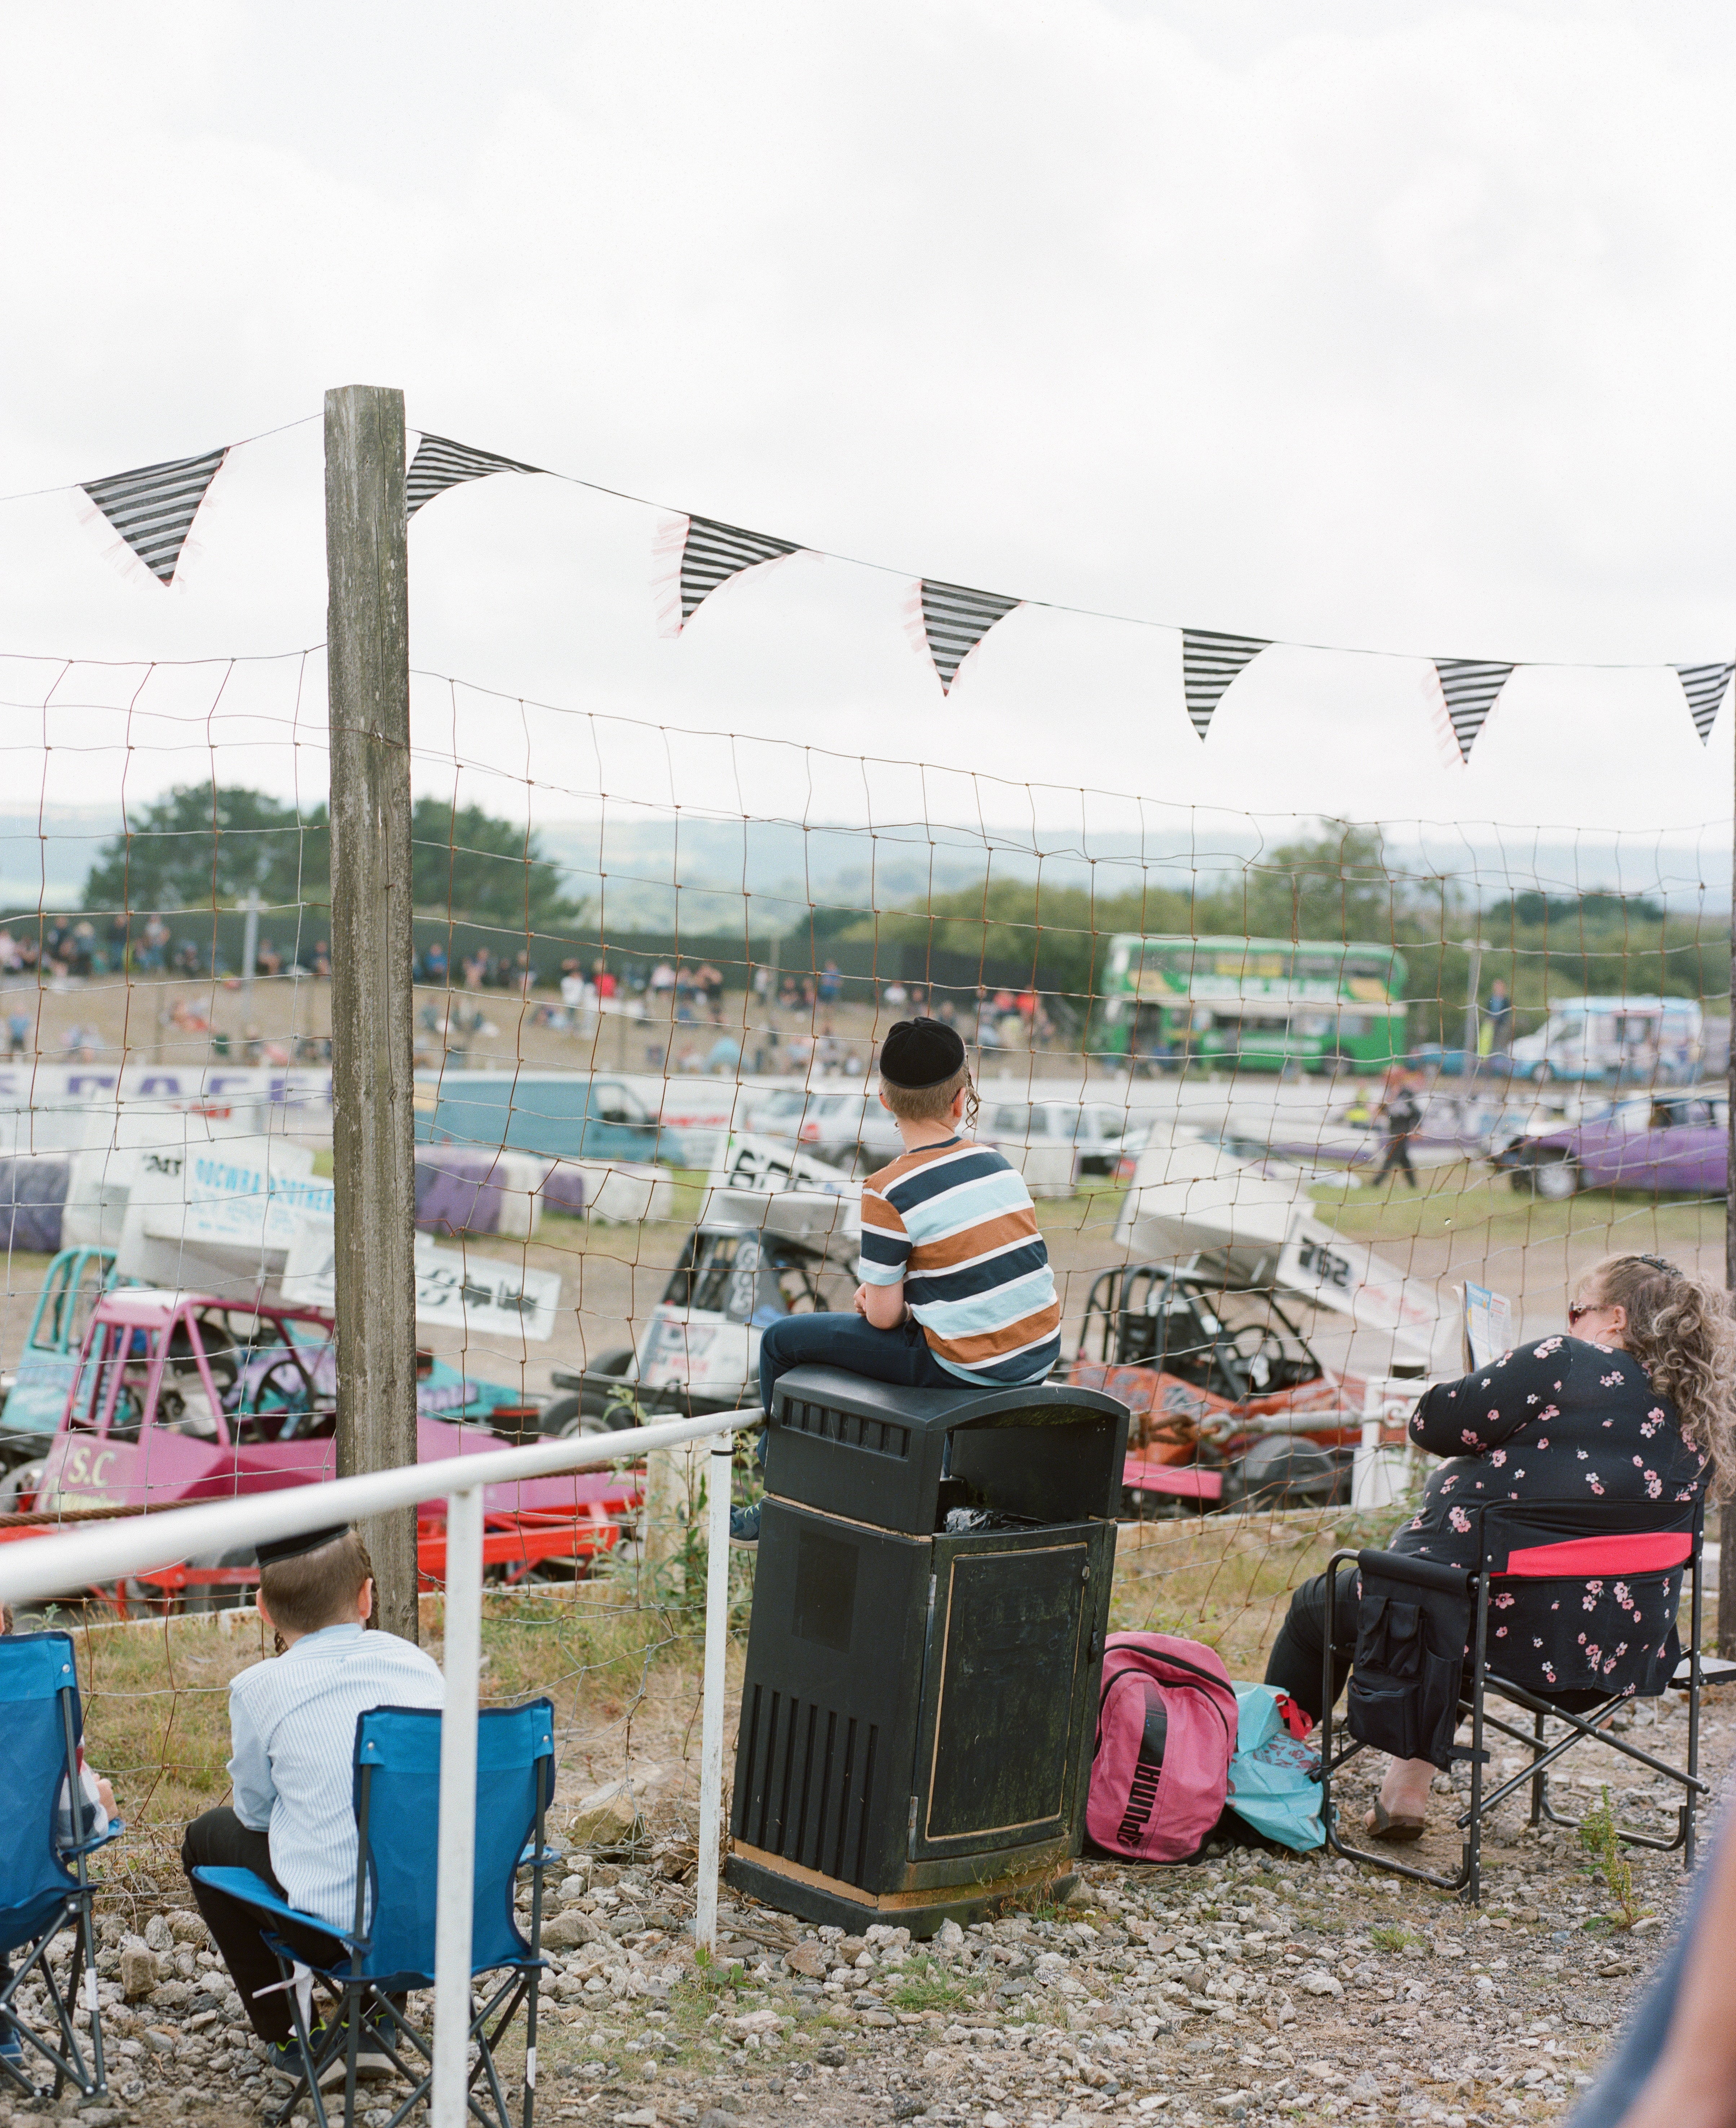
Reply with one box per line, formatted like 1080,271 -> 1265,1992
0,1407 -> 757,2128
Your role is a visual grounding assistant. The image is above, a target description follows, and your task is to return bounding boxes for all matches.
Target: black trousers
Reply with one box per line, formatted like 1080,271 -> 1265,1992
1376,1135 -> 1416,1186
1263,1563 -> 1361,1723
181,1808 -> 345,2043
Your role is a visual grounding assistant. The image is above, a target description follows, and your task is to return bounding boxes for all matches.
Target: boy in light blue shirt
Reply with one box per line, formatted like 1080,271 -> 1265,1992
180,1526 -> 442,2080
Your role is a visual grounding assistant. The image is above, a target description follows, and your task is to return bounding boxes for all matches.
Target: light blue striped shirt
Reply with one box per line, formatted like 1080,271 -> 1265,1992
229,1623 -> 444,1931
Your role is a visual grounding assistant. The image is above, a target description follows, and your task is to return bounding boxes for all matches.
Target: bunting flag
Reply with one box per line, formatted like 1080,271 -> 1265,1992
655,515 -> 801,633
1181,629 -> 1269,740
80,447 -> 228,585
405,433 -> 540,520
1433,658 -> 1515,762
1674,661 -> 1734,744
916,579 -> 1021,693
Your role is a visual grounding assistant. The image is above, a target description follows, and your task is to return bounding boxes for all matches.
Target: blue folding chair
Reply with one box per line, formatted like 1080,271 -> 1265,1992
195,1699 -> 556,2128
0,1631 -> 123,2100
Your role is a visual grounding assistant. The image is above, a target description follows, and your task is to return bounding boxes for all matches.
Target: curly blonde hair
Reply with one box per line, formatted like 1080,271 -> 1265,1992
1583,1254 -> 1736,1497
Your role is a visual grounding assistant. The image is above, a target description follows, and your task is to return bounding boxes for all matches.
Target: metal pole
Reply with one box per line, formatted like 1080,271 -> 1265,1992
242,889 -> 261,1008
693,1430 -> 734,1956
432,1484 -> 483,2128
1462,939 -> 1483,1066
325,383 -> 420,1641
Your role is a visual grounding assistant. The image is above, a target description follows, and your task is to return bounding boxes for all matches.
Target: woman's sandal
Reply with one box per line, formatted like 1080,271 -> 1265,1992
1365,1798 -> 1428,1843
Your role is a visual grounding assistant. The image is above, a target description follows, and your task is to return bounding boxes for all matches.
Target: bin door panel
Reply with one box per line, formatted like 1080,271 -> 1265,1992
916,1536 -> 1091,1854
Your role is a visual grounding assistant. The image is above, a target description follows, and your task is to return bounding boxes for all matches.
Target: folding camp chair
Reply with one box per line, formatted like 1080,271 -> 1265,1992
1317,1497 -> 1709,1901
0,1631 -> 123,2099
194,1698 -> 556,2128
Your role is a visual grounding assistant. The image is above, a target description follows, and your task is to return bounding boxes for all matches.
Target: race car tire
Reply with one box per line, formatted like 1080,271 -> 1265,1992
539,1393 -> 587,1438
1227,1435 -> 1341,1510
184,1545 -> 257,1613
0,1457 -> 45,1513
1520,1154 -> 1579,1201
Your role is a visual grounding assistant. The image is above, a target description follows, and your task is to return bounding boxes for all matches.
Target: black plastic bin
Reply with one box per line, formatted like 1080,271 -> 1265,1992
725,1363 -> 1129,1936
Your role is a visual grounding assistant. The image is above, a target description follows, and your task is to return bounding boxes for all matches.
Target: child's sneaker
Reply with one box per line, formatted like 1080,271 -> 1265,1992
728,1504 -> 760,1546
0,2020 -> 32,2086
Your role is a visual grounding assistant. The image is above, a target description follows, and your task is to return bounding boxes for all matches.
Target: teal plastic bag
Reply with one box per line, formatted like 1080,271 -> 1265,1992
1225,1682 -> 1324,1851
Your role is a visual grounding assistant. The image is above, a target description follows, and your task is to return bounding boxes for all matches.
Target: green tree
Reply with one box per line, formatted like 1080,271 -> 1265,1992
82,786 -> 588,932
81,784 -> 315,912
407,798 -> 586,930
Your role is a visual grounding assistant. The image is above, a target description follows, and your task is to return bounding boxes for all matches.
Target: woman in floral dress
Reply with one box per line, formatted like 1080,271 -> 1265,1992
1264,1251 -> 1736,1838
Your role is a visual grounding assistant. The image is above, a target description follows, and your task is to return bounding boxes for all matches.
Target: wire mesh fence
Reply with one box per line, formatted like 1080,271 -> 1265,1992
0,643 -> 1728,1885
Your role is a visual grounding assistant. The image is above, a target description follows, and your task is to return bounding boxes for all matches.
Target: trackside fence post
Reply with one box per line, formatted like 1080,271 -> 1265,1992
325,380 -> 419,1642
432,1486 -> 484,2128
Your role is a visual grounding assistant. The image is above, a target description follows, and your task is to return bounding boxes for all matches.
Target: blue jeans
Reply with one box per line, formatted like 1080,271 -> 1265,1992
757,1312 -> 958,1418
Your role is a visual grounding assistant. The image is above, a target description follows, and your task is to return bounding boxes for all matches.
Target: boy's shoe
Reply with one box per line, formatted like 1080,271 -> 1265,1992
728,1504 -> 760,1546
268,2020 -> 396,2089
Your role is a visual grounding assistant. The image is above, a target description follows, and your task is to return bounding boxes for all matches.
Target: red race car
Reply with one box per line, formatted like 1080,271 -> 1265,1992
1065,1262 -> 1406,1513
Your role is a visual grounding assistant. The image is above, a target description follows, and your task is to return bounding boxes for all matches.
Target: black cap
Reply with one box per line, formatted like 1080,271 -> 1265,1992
255,1524 -> 350,1569
878,1018 -> 967,1089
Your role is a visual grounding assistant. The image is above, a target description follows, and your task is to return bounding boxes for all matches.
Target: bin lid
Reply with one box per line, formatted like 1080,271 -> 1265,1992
771,1364 -> 1127,1437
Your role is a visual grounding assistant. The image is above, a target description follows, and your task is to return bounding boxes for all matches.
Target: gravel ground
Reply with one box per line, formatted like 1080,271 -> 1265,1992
8,1699 -> 1726,2128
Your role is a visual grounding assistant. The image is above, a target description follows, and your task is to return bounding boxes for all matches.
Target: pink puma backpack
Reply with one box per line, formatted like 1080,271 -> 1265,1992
1085,1633 -> 1239,1863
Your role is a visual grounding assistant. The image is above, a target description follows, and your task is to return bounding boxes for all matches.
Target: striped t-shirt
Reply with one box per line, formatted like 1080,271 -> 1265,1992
859,1136 -> 1062,1386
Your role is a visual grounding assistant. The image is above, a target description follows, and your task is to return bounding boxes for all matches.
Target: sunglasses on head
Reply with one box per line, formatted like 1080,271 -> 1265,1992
1568,1255 -> 1680,1326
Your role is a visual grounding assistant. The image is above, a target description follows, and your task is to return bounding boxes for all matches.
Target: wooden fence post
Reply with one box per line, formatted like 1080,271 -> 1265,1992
325,384 -> 419,1641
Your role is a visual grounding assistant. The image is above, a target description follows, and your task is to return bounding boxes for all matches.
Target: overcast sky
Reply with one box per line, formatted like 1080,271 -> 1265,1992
2,1 -> 1733,855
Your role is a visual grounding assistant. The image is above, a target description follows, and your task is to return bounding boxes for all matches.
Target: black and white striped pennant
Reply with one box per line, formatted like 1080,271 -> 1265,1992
1181,630 -> 1269,740
1433,659 -> 1514,762
917,579 -> 1021,694
1675,661 -> 1734,744
405,434 -> 540,520
81,447 -> 228,585
671,516 -> 801,629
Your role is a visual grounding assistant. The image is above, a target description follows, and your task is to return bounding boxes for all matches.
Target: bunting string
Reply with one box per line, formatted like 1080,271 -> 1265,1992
12,411 -> 1734,750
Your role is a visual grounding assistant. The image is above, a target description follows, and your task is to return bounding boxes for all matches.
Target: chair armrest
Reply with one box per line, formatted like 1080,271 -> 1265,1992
1357,1548 -> 1474,1599
191,1866 -> 350,1938
62,1818 -> 125,1861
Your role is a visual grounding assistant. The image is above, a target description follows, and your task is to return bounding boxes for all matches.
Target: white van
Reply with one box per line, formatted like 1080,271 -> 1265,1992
1509,996 -> 1703,1085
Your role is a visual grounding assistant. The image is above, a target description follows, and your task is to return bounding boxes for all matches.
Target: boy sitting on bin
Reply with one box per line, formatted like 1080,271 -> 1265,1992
180,1525 -> 443,2084
732,1018 -> 1062,1539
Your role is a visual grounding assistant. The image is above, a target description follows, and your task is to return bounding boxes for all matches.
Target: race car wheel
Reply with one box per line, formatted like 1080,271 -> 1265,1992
0,1457 -> 45,1513
1228,1435 -> 1341,1510
602,1393 -> 642,1432
539,1393 -> 588,1438
1521,1154 -> 1580,1201
184,1545 -> 257,1613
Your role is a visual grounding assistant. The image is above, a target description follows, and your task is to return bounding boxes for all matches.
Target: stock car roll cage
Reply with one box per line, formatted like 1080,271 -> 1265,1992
1075,1262 -> 1328,1405
63,1298 -> 343,1449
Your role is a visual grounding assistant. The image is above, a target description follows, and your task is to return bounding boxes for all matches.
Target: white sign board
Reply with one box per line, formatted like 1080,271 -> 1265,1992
281,1218 -> 562,1342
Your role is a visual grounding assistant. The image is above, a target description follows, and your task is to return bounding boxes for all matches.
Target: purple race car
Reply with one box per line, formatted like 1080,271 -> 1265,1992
1494,1090 -> 1728,1201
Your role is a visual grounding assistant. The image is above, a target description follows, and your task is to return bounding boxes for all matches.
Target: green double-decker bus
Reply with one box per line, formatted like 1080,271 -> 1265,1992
1094,935 -> 1408,1075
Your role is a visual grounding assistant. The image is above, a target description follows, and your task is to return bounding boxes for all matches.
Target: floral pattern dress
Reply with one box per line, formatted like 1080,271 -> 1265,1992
1395,1336 -> 1708,1694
